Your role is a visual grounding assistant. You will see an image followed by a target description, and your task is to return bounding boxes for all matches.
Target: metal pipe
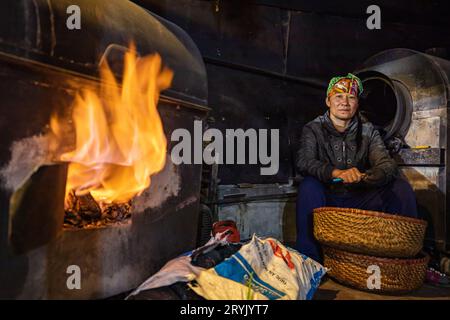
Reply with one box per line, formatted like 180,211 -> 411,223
203,56 -> 327,89
209,192 -> 297,205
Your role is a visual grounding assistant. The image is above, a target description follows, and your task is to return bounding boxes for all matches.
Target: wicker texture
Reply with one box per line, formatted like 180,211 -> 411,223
323,246 -> 429,293
313,207 -> 427,258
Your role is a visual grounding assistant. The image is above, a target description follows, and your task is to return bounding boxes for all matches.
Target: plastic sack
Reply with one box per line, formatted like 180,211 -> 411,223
126,231 -> 232,299
125,255 -> 204,299
189,234 -> 327,300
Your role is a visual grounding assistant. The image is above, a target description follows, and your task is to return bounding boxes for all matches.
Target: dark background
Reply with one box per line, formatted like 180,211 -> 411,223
132,0 -> 450,184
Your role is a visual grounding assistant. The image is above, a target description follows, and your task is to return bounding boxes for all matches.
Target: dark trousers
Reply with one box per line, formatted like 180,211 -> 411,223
295,176 -> 418,262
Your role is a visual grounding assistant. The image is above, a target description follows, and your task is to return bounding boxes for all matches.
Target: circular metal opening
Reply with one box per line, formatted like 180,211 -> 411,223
357,72 -> 412,142
360,78 -> 397,132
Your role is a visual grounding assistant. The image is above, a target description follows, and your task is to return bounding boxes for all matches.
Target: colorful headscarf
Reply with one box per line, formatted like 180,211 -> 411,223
326,73 -> 363,97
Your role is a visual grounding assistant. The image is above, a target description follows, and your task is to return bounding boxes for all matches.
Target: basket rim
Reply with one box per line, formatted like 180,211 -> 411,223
323,246 -> 430,265
314,207 -> 427,226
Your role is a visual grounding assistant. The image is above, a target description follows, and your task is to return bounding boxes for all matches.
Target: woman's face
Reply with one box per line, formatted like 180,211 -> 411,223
326,93 -> 359,120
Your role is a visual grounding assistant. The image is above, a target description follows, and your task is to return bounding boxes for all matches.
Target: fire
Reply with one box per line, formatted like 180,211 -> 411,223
51,44 -> 173,204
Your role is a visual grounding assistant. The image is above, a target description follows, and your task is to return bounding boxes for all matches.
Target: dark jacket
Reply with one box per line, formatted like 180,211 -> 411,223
296,111 -> 398,191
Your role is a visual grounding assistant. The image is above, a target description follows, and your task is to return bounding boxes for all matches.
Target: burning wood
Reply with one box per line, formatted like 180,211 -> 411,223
49,44 -> 172,229
51,43 -> 172,212
64,190 -> 131,229
67,190 -> 101,219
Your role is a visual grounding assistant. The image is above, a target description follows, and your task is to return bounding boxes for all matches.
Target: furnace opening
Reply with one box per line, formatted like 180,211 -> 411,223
358,74 -> 412,141
50,45 -> 173,229
359,78 -> 397,132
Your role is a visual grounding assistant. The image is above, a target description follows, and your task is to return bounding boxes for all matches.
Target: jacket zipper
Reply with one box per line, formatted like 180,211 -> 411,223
342,140 -> 347,167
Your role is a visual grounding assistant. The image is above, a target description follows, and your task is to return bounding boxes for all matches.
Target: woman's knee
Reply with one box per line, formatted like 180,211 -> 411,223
297,176 -> 326,208
299,176 -> 325,194
386,177 -> 418,217
389,178 -> 416,200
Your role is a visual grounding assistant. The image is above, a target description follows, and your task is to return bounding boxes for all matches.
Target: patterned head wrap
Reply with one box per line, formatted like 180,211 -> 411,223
326,73 -> 363,98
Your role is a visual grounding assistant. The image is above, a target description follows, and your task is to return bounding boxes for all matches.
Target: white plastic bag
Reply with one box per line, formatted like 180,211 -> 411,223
126,231 -> 231,299
126,255 -> 203,299
189,234 -> 327,300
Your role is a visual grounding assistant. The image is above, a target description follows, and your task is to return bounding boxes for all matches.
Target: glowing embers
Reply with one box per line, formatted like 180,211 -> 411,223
64,191 -> 131,228
51,44 -> 173,228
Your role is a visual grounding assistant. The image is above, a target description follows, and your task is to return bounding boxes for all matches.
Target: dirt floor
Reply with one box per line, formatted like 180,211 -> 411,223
315,277 -> 450,300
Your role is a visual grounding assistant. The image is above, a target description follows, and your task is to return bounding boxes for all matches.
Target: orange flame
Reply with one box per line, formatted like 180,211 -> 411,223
51,45 -> 173,204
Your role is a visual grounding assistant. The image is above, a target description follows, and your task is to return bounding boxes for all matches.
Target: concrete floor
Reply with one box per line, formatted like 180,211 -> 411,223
314,278 -> 450,300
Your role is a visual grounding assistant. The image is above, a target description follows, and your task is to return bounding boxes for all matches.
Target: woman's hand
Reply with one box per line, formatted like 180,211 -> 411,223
332,167 -> 366,184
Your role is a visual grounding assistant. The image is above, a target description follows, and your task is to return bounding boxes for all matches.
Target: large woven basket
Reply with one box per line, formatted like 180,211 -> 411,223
323,246 -> 429,293
314,207 -> 427,258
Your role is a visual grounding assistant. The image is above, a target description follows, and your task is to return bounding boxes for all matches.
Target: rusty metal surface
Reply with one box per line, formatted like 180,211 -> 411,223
217,184 -> 297,241
394,148 -> 445,166
0,0 -> 207,106
358,49 -> 449,113
9,164 -> 67,255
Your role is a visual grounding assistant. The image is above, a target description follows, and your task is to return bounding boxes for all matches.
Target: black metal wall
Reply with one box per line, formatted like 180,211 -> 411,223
133,0 -> 450,184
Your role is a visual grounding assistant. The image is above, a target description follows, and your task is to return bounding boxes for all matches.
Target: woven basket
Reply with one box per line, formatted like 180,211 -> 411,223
314,207 -> 427,258
323,246 -> 429,293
